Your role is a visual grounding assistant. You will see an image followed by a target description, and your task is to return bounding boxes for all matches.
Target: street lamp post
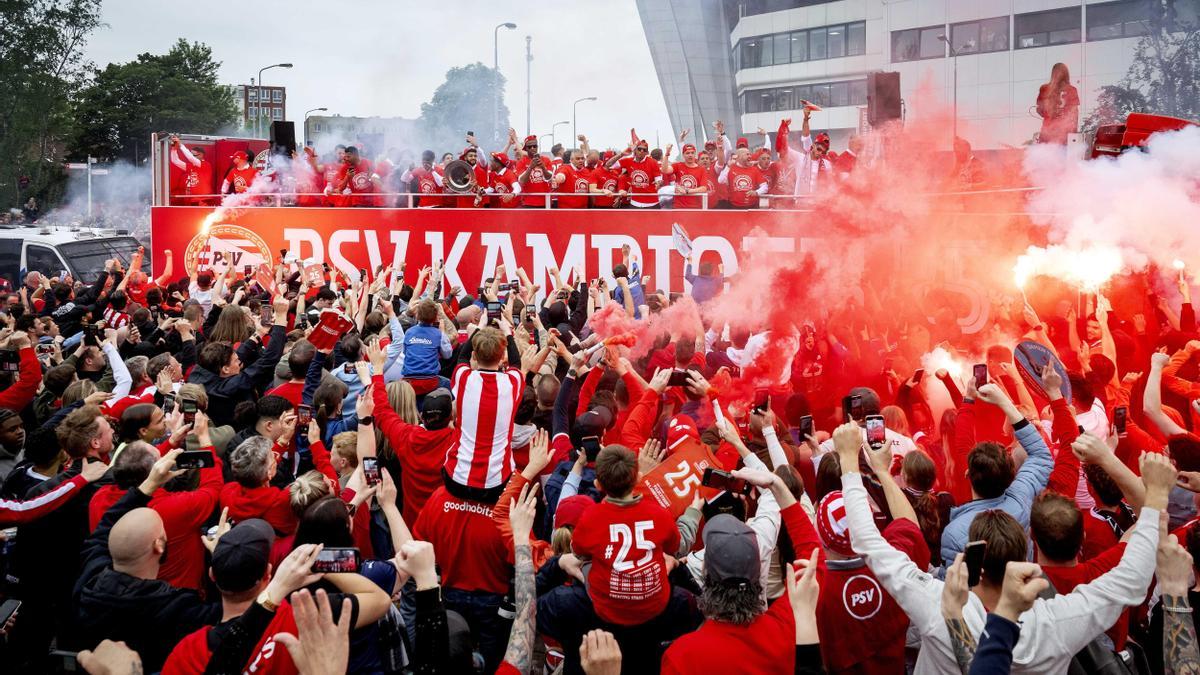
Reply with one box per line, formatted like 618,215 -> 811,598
256,63 -> 293,138
550,121 -> 569,148
937,36 -> 959,141
572,97 -> 597,147
304,107 -> 328,147
493,22 -> 517,146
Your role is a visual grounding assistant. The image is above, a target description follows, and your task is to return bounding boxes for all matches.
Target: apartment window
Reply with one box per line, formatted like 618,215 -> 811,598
247,89 -> 257,102
741,78 -> 868,114
951,16 -> 1009,54
1015,7 -> 1081,48
272,90 -> 283,103
741,35 -> 769,68
892,25 -> 945,62
314,123 -> 322,132
272,108 -> 283,120
827,24 -> 846,58
847,22 -> 866,55
261,108 -> 271,118
259,88 -> 269,99
248,105 -> 258,118
1087,0 -> 1152,40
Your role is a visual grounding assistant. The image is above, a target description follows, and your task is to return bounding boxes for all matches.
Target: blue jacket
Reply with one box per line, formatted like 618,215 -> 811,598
940,419 -> 1052,565
401,324 -> 450,377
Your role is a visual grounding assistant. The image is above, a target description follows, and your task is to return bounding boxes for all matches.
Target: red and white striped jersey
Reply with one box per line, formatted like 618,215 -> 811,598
443,363 -> 524,490
103,307 -> 131,330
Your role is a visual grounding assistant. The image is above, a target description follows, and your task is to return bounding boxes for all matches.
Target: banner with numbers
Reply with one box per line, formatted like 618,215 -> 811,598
637,439 -> 722,518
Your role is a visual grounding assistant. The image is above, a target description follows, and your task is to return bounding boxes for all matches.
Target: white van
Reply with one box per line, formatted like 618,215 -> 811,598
0,224 -> 142,289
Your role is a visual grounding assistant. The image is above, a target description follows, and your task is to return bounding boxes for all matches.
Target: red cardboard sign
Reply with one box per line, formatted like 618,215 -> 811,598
637,438 -> 721,518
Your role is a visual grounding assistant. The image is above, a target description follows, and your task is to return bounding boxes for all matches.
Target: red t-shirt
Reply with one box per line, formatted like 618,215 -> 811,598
490,168 -> 521,208
617,156 -> 661,206
227,166 -> 258,194
179,157 -> 214,197
723,164 -> 765,207
554,164 -> 591,209
1040,542 -> 1130,649
413,486 -> 513,594
409,166 -> 443,207
587,166 -> 620,208
516,155 -> 553,207
571,496 -> 679,625
266,381 -> 304,409
1081,506 -> 1124,561
667,162 -> 708,209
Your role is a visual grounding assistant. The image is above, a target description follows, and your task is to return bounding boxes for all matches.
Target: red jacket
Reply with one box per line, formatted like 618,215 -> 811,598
371,374 -> 455,524
89,446 -> 223,589
219,482 -> 296,535
620,388 -> 661,450
1046,398 -> 1082,498
0,474 -> 88,526
0,346 -> 40,412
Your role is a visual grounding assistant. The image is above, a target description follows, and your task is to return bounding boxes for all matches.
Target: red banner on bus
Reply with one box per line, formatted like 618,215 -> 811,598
150,206 -> 839,297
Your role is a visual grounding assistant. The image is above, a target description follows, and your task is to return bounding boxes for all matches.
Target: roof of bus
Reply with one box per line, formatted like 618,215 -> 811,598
0,224 -> 140,246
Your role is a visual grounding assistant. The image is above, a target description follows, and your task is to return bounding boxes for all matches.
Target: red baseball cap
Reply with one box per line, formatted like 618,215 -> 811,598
666,415 -> 700,449
681,143 -> 696,154
736,137 -> 749,149
491,152 -> 509,168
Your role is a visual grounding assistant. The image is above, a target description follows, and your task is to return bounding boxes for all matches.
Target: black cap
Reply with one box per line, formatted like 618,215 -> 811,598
421,387 -> 453,421
211,518 -> 275,593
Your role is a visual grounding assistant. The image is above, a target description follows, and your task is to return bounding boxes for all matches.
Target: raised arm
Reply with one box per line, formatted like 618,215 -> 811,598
1146,351 -> 1188,437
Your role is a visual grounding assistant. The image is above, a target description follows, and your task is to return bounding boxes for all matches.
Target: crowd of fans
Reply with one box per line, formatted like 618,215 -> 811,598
169,107 -> 990,211
0,232 -> 1197,675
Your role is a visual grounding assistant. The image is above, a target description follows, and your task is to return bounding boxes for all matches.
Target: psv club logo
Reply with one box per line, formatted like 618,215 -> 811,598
351,172 -> 371,191
631,170 -> 649,188
184,223 -> 274,277
680,175 -> 698,189
733,174 -> 752,191
842,574 -> 884,620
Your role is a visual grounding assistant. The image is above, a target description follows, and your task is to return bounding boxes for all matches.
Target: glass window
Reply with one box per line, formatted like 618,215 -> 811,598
847,22 -> 866,55
742,37 -> 765,68
247,89 -> 257,101
789,31 -> 807,62
920,26 -> 945,57
273,90 -> 282,103
809,83 -> 831,107
259,88 -> 269,99
1087,0 -> 1153,41
952,21 -> 980,53
248,105 -> 258,117
980,17 -> 1009,52
58,238 -> 139,281
25,245 -> 63,277
272,108 -> 283,120
0,239 -> 19,290
263,108 -> 272,118
760,35 -> 775,65
809,27 -> 828,59
829,81 -> 849,107
774,33 -> 792,64
733,44 -> 741,70
849,79 -> 868,105
827,24 -> 846,57
1016,7 -> 1081,48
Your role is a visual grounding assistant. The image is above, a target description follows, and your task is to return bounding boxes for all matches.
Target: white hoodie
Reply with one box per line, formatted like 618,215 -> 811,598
840,472 -> 1158,675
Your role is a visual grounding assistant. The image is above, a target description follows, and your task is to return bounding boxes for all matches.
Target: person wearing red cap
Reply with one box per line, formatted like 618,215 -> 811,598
775,107 -> 833,198
553,149 -> 591,209
516,135 -> 554,208
812,487 -> 926,674
167,135 -> 215,205
605,140 -> 661,208
659,143 -> 709,209
221,150 -> 259,195
717,145 -> 768,209
487,151 -> 521,208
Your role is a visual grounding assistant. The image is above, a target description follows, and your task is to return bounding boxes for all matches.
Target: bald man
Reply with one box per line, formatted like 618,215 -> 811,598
69,447 -> 221,671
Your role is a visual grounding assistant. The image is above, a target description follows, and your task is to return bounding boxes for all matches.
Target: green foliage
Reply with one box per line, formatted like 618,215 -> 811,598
71,39 -> 239,164
418,62 -> 511,152
0,0 -> 103,208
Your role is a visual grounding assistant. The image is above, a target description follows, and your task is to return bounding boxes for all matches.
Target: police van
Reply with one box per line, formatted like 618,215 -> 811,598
0,224 -> 142,290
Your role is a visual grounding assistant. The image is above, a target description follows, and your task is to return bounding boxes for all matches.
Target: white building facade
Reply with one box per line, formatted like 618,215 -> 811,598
640,0 -> 1192,150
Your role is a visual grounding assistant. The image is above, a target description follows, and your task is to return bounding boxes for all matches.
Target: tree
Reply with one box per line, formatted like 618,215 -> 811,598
0,0 -> 102,208
1083,0 -> 1200,134
417,63 -> 511,154
71,39 -> 238,164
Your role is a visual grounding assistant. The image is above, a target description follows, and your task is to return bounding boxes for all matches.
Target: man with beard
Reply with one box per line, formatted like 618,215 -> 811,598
553,149 -> 592,209
774,107 -> 834,199
488,152 -> 522,208
660,143 -> 709,209
516,135 -> 554,208
451,142 -> 491,208
606,138 -> 661,208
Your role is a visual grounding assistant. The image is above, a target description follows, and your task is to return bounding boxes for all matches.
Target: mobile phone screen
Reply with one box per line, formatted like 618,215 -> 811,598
667,369 -> 691,387
175,450 -> 215,470
798,415 -> 814,439
362,457 -> 381,486
865,414 -> 887,449
973,363 -> 988,386
1114,406 -> 1128,434
753,388 -> 770,413
965,540 -> 987,587
312,547 -> 361,573
297,405 -> 312,425
581,436 -> 602,462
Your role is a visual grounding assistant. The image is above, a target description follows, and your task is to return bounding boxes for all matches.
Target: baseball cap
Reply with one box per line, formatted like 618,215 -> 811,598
702,514 -> 760,584
421,387 -> 453,421
211,518 -> 275,593
576,406 -> 614,437
816,491 -> 854,556
736,137 -> 749,149
666,415 -> 700,448
554,495 -> 596,529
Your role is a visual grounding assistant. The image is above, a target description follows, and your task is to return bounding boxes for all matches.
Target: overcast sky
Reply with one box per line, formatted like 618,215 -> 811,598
82,0 -> 674,149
